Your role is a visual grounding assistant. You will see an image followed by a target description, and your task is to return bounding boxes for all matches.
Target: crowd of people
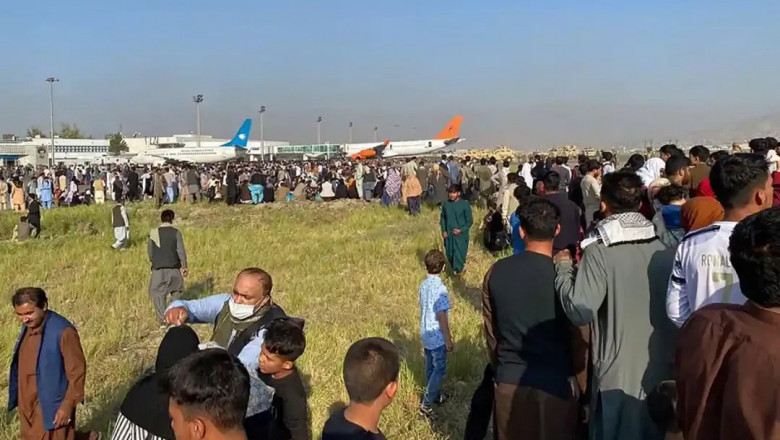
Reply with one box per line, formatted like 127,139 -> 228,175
7,137 -> 780,440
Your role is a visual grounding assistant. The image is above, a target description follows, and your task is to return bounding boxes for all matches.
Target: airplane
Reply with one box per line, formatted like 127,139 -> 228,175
346,115 -> 464,160
130,119 -> 252,166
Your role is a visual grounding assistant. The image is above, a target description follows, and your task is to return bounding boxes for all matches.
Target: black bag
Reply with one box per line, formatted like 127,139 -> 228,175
483,211 -> 509,252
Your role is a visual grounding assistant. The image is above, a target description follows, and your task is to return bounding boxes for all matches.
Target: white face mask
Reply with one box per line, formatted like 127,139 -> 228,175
228,298 -> 255,320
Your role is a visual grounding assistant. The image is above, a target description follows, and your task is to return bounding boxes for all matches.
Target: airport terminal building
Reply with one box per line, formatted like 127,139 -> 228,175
0,133 -> 290,166
0,136 -> 110,167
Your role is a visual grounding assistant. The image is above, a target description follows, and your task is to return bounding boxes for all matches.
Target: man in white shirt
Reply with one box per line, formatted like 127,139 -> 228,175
580,159 -> 602,225
750,137 -> 780,174
667,153 -> 773,327
520,160 -> 533,187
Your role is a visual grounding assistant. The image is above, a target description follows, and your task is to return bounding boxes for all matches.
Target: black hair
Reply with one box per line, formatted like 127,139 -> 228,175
749,138 -> 771,155
689,145 -> 710,162
601,171 -> 643,214
263,318 -> 306,362
507,172 -> 518,184
709,150 -> 730,164
343,337 -> 399,404
447,185 -> 462,193
518,198 -> 560,241
29,194 -> 37,200
12,287 -> 48,308
513,183 -> 532,203
160,349 -> 249,431
660,144 -> 680,157
161,209 -> 175,223
480,158 -> 487,165
586,159 -> 602,173
424,249 -> 446,274
730,207 -> 780,308
602,151 -> 614,162
664,155 -> 690,177
710,153 -> 768,210
656,185 -> 688,205
20,215 -> 27,222
542,171 -> 561,192
625,154 -> 645,172
554,156 -> 565,166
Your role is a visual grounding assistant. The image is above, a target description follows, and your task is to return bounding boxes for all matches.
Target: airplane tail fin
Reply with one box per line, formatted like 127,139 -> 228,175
434,115 -> 463,140
221,118 -> 252,148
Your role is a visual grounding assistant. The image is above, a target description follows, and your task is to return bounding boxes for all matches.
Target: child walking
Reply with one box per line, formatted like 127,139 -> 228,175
418,249 -> 454,417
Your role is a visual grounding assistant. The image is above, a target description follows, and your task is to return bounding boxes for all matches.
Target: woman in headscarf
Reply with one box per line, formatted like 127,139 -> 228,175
401,173 -> 423,215
111,326 -> 200,440
681,197 -> 724,233
382,167 -> 402,207
11,178 -> 25,211
636,156 -> 666,187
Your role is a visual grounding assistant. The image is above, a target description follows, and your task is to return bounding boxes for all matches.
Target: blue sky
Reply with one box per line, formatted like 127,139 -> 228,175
3,0 -> 780,148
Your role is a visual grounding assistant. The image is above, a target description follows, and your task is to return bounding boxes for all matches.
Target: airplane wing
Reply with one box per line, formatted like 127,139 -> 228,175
350,140 -> 390,160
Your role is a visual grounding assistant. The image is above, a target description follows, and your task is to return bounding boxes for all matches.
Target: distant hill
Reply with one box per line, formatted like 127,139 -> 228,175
683,111 -> 780,145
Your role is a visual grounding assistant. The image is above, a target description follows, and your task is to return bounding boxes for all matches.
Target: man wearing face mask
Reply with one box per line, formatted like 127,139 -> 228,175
164,267 -> 287,373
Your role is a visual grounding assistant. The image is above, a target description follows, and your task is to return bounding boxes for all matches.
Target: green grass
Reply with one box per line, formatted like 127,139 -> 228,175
0,200 -> 497,440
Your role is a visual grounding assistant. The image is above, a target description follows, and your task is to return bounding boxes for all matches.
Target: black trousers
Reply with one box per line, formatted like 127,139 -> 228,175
464,363 -> 494,440
408,196 -> 421,215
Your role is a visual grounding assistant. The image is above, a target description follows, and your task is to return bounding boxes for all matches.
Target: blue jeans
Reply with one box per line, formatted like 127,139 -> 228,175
423,345 -> 447,407
165,186 -> 175,204
363,182 -> 376,201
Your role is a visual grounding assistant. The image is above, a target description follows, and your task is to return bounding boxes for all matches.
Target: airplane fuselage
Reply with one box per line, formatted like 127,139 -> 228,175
132,144 -> 246,165
344,138 -> 463,158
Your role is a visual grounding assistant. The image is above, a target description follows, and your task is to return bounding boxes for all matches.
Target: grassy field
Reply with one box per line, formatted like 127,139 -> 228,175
0,199 -> 499,440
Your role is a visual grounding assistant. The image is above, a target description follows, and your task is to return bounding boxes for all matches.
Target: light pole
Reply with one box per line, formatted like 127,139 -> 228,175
316,116 -> 323,144
259,106 -> 266,161
316,116 -> 326,159
348,121 -> 353,144
373,126 -> 378,142
46,77 -> 59,166
193,94 -> 204,148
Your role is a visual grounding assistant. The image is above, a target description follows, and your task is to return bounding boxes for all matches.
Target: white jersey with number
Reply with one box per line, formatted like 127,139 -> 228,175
666,221 -> 746,327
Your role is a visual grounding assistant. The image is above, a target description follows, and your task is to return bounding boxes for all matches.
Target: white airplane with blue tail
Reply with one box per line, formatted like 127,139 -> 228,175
131,119 -> 251,165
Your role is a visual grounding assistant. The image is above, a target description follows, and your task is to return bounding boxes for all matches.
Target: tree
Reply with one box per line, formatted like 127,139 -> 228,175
26,127 -> 47,138
108,132 -> 128,155
58,123 -> 84,139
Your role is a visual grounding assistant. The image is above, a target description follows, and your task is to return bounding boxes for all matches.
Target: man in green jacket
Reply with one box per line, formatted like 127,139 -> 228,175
440,185 -> 473,274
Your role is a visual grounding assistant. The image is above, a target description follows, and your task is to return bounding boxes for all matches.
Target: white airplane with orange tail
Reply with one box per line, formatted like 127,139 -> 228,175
345,115 -> 464,160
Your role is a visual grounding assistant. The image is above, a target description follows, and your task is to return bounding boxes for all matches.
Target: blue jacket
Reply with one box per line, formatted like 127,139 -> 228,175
8,311 -> 75,431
